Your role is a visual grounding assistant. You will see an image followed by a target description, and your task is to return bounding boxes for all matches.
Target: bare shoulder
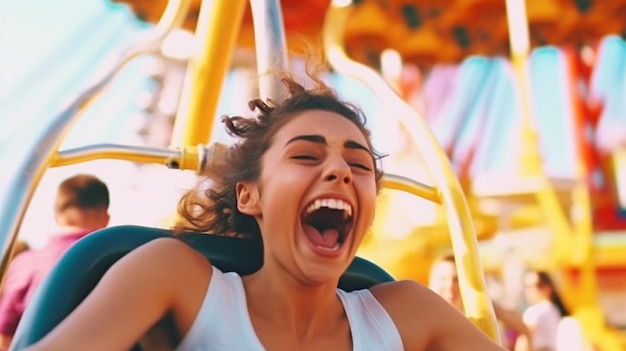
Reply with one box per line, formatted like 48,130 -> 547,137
114,237 -> 215,335
127,236 -> 211,267
104,237 -> 214,300
370,279 -> 447,316
370,280 -> 504,351
118,237 -> 211,268
369,280 -> 443,346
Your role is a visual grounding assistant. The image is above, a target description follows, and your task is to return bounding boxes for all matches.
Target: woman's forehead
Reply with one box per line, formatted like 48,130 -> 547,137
273,110 -> 369,146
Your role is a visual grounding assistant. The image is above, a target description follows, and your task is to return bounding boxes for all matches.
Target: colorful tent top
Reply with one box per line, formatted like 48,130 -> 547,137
591,36 -> 626,153
420,36 -> 626,179
413,35 -> 626,230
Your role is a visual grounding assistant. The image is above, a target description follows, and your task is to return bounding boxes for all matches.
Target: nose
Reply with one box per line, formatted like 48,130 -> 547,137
322,155 -> 352,185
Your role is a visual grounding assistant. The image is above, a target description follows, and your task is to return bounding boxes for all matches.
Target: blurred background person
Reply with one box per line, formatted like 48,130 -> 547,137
521,270 -> 589,351
429,254 -> 533,351
0,174 -> 110,349
521,270 -> 566,351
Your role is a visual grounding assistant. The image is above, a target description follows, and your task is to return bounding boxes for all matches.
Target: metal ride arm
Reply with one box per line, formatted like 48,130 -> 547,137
51,144 -> 202,171
323,0 -> 500,343
50,143 -> 438,204
0,0 -> 192,289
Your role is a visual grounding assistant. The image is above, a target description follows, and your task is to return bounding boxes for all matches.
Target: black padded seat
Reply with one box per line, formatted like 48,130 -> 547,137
11,225 -> 394,349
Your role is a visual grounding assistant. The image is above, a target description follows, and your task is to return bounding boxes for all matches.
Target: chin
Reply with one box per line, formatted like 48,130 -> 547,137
294,252 -> 351,285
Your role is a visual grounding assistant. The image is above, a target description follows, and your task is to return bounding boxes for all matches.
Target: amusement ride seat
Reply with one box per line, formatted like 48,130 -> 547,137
10,225 -> 395,350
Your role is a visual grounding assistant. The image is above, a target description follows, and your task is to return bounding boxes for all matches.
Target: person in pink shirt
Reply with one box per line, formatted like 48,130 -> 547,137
0,174 -> 110,349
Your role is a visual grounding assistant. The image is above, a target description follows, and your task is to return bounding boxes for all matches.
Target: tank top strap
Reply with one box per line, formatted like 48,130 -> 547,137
336,288 -> 404,351
176,266 -> 264,351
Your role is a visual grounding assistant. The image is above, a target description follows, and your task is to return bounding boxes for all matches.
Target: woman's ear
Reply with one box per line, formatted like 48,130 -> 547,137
236,181 -> 261,216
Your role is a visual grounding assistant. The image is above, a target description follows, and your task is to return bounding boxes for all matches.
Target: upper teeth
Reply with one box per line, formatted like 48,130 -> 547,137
306,198 -> 353,218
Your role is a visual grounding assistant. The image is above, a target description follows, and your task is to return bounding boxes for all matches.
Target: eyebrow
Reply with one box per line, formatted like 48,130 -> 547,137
284,134 -> 371,154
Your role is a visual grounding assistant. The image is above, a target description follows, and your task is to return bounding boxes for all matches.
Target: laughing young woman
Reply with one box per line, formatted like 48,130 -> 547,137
24,71 -> 505,351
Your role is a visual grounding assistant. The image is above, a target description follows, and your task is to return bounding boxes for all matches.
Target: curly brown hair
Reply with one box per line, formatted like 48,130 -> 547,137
174,72 -> 384,238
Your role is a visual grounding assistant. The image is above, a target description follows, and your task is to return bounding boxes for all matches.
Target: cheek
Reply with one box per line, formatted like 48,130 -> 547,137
258,166 -> 310,219
359,178 -> 378,216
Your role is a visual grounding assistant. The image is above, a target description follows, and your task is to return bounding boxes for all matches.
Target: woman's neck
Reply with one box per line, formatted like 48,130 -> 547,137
242,265 -> 344,341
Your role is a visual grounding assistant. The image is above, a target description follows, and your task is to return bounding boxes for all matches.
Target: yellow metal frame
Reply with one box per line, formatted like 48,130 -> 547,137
503,1 -> 619,349
170,0 -> 248,148
504,0 -> 575,264
324,1 -> 500,342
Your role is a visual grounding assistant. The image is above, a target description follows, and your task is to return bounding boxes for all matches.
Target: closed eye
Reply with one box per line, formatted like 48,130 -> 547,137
350,163 -> 372,171
291,155 -> 318,161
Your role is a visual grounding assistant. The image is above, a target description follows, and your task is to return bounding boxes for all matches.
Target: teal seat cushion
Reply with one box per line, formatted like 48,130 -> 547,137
11,225 -> 394,349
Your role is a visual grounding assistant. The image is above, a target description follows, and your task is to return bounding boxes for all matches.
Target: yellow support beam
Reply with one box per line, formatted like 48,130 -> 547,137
324,2 -> 500,343
505,1 -> 617,349
171,0 -> 248,147
505,0 -> 574,266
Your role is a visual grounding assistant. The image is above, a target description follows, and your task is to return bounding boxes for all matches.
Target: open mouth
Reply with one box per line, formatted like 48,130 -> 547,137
301,198 -> 354,252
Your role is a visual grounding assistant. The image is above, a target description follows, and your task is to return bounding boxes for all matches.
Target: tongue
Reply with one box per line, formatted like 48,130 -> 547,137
303,224 -> 340,248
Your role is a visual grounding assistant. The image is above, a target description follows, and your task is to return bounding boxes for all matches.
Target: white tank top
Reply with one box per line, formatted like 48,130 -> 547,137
176,267 -> 403,351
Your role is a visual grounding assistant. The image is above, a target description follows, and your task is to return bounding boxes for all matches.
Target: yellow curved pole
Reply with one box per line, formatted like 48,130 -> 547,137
170,0 -> 247,148
504,0 -> 574,265
323,1 -> 500,342
50,144 -> 201,171
505,2 -> 620,349
381,174 -> 440,204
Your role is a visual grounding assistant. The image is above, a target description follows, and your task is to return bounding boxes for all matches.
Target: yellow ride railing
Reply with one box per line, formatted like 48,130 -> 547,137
169,0 -> 247,148
323,0 -> 500,342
